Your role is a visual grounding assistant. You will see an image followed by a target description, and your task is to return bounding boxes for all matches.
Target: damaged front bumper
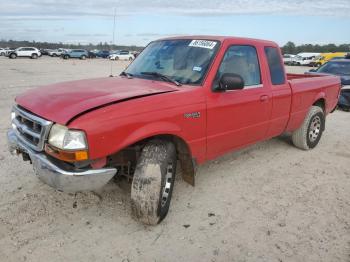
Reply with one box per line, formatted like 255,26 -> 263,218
7,129 -> 117,192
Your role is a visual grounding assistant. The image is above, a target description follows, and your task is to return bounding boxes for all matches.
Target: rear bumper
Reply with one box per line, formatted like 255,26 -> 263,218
7,129 -> 117,192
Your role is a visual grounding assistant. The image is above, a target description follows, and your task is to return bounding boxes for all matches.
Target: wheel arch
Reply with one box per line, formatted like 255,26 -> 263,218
312,97 -> 326,131
313,97 -> 326,112
286,95 -> 326,133
107,129 -> 196,186
155,134 -> 196,186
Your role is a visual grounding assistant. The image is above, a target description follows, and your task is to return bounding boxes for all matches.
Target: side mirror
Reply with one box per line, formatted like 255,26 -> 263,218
214,73 -> 245,92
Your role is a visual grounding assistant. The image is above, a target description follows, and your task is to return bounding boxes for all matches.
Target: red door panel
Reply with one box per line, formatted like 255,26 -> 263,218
206,86 -> 271,159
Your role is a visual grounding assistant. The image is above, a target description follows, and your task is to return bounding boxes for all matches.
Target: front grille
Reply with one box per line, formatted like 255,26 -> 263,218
12,106 -> 53,151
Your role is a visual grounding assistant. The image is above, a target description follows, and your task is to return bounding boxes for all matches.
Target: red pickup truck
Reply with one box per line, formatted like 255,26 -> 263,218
8,36 -> 340,225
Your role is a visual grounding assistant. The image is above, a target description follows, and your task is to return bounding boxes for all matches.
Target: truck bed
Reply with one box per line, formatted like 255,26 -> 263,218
285,73 -> 341,132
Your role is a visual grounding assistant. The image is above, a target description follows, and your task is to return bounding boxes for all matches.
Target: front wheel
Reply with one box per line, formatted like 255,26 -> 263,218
31,53 -> 38,59
81,55 -> 86,60
292,106 -> 325,150
131,140 -> 177,225
9,53 -> 17,59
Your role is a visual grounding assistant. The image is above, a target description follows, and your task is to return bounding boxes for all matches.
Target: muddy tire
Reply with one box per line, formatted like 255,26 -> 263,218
292,106 -> 325,150
131,140 -> 177,225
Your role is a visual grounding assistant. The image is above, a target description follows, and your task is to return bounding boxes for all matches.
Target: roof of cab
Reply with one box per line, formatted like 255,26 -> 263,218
157,35 -> 278,47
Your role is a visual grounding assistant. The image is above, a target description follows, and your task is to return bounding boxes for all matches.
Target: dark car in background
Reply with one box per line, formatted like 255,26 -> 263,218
88,51 -> 96,58
40,49 -> 50,56
308,59 -> 350,110
96,50 -> 110,58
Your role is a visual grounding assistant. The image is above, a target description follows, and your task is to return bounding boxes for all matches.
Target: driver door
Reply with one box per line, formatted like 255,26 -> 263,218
206,44 -> 272,159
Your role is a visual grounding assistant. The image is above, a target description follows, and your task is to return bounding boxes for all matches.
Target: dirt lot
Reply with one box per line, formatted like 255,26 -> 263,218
0,56 -> 349,262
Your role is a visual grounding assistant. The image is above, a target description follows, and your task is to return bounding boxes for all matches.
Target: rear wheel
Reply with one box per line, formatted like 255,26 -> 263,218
292,106 -> 325,150
115,56 -> 119,61
131,140 -> 177,225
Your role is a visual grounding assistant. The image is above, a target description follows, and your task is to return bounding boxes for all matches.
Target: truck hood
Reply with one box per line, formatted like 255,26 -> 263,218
16,77 -> 178,125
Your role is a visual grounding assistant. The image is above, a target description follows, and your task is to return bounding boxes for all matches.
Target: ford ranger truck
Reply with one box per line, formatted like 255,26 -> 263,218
7,36 -> 341,225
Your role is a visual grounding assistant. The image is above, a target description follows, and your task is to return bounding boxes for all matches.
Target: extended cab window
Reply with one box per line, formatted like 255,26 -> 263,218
214,45 -> 261,88
265,47 -> 285,85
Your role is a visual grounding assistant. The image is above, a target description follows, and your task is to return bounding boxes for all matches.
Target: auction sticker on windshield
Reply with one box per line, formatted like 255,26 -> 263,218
189,40 -> 217,49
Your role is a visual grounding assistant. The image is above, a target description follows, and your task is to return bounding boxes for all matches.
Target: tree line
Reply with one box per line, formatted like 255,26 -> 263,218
281,41 -> 350,54
0,39 -> 144,51
1,39 -> 350,54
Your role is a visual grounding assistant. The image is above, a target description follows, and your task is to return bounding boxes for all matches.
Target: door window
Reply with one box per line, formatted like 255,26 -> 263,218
264,47 -> 285,85
214,45 -> 261,88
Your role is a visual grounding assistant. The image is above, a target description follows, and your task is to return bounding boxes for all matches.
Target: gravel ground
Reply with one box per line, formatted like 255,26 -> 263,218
0,56 -> 349,262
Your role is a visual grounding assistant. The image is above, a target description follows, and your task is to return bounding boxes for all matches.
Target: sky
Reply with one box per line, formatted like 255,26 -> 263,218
0,0 -> 350,46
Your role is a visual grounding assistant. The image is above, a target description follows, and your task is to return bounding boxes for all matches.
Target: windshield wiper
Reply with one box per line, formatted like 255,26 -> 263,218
140,71 -> 181,86
120,71 -> 133,79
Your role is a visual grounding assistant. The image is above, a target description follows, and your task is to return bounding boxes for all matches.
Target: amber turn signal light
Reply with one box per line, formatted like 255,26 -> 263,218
45,144 -> 88,162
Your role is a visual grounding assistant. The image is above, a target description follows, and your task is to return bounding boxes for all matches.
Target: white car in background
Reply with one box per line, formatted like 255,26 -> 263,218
5,49 -> 15,56
291,52 -> 320,66
283,54 -> 296,65
109,50 -> 134,61
48,49 -> 64,57
8,47 -> 41,59
0,48 -> 7,56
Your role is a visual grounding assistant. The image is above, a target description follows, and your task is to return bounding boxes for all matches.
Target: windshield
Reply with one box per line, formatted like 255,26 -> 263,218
125,39 -> 220,85
317,61 -> 350,75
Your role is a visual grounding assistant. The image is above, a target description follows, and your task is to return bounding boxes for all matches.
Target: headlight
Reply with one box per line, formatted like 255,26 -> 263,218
48,124 -> 87,150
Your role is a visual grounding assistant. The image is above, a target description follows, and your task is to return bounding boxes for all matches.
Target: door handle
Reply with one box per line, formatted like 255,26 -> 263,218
260,95 -> 269,102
